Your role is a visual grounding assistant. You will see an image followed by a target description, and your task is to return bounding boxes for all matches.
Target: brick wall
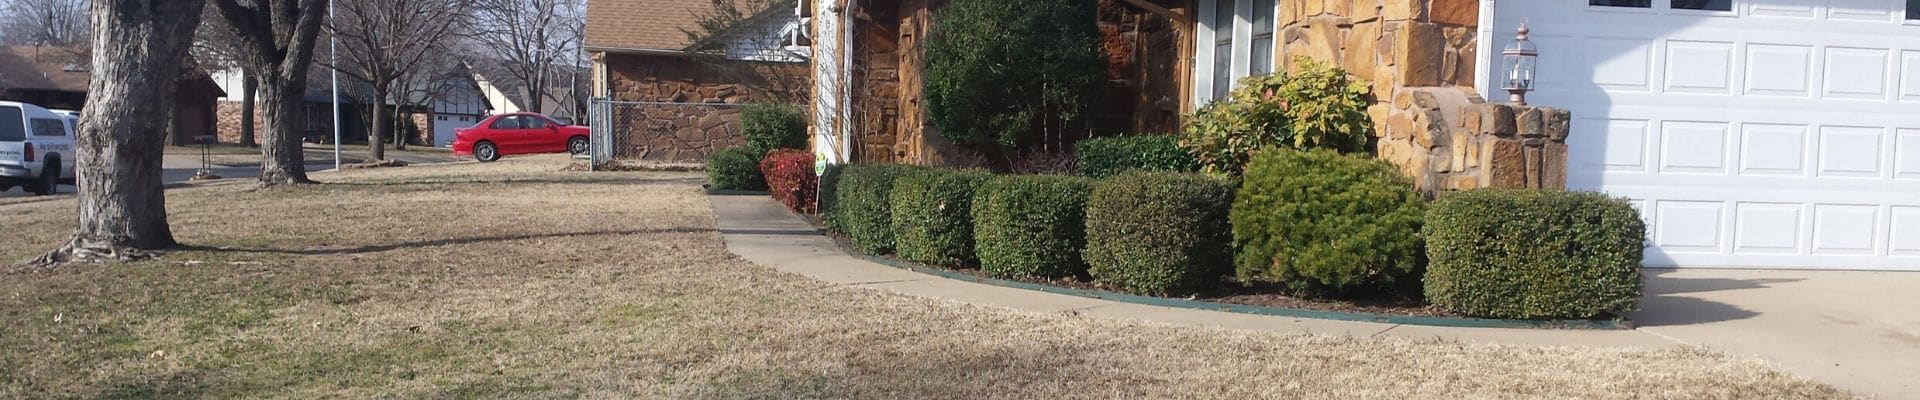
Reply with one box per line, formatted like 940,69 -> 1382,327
603,53 -> 806,162
215,100 -> 265,145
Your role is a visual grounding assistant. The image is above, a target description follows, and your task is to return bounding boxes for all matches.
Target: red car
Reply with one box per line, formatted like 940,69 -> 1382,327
452,113 -> 591,162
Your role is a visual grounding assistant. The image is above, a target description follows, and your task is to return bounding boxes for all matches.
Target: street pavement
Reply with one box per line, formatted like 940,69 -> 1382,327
1,152 -> 457,198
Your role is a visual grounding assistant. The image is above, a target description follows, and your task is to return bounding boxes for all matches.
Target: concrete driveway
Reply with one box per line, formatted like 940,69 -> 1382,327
1633,269 -> 1920,397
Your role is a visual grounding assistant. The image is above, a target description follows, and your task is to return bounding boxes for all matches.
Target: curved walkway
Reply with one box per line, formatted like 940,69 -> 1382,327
708,194 -> 1917,398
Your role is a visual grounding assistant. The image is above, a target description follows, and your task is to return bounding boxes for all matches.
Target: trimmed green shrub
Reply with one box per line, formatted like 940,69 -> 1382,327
706,146 -> 766,191
925,0 -> 1105,147
741,102 -> 808,156
1424,189 -> 1647,319
827,164 -> 923,254
818,163 -> 847,216
1074,135 -> 1198,178
890,169 -> 994,266
1181,57 -> 1372,174
1231,149 -> 1426,296
972,175 -> 1096,279
1085,171 -> 1235,295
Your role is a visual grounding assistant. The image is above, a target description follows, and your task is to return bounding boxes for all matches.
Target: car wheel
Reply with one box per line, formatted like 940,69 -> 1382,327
567,136 -> 589,156
475,141 -> 500,162
33,160 -> 59,196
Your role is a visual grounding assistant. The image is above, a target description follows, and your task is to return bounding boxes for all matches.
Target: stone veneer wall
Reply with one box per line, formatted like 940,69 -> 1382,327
215,101 -> 266,145
603,52 -> 806,162
1278,0 -> 1571,192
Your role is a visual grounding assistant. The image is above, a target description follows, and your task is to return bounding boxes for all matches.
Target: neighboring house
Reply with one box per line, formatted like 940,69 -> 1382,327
212,63 -> 491,148
467,59 -> 590,124
0,45 -> 225,146
210,68 -> 368,145
426,64 -> 489,148
810,0 -> 1920,271
583,0 -> 809,162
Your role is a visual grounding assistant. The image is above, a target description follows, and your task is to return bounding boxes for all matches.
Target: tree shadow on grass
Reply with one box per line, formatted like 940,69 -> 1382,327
320,176 -> 705,188
179,227 -> 715,256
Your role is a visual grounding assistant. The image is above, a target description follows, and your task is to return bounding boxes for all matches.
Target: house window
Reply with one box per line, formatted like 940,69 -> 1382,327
1590,0 -> 1651,7
1672,0 -> 1730,11
1250,0 -> 1276,76
1211,0 -> 1235,100
1909,0 -> 1920,20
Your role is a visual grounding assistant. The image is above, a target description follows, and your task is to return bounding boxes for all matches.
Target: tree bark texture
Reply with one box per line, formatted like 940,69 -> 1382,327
211,0 -> 329,186
240,73 -> 257,147
256,78 -> 310,184
29,0 -> 208,268
369,81 -> 387,160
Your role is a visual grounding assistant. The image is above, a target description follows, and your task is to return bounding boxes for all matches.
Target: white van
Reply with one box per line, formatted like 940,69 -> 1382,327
0,101 -> 77,195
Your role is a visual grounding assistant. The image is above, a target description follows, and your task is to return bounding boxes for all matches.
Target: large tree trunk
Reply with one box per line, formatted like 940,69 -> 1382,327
30,0 -> 206,268
240,74 -> 257,147
257,78 -> 312,185
392,103 -> 407,151
368,82 -> 387,160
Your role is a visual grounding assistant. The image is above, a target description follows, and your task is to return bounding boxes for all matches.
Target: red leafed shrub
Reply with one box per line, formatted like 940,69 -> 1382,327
760,149 -> 818,213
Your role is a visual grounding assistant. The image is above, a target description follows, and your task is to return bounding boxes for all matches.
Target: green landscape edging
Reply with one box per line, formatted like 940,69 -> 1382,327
834,243 -> 1632,330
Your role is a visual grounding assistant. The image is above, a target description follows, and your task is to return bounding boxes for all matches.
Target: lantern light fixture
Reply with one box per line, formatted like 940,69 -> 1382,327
1502,21 -> 1538,106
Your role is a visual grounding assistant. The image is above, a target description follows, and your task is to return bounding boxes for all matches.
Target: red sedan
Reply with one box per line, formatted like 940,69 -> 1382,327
452,113 -> 591,162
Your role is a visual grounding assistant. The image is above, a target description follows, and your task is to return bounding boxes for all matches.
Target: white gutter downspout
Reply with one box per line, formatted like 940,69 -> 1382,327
839,0 -> 854,165
1473,0 -> 1498,102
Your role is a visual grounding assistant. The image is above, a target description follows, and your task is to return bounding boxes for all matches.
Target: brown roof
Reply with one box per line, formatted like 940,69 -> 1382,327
0,46 -> 91,93
585,0 -> 710,52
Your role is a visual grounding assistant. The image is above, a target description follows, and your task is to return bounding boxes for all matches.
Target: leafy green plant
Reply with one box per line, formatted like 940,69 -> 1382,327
706,146 -> 767,191
1231,149 -> 1426,297
1424,189 -> 1647,319
972,175 -> 1096,279
890,169 -> 994,266
924,0 -> 1105,148
741,102 -> 809,156
1181,57 -> 1372,174
1084,171 -> 1236,295
827,164 -> 923,254
1074,135 -> 1199,178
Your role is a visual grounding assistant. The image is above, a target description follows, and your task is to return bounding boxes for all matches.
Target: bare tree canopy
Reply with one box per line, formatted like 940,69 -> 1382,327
325,0 -> 468,159
469,0 -> 583,115
28,0 -> 207,268
678,0 -> 809,103
210,0 -> 329,186
0,0 -> 89,47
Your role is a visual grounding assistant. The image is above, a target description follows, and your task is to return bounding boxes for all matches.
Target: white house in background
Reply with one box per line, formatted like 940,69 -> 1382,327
211,65 -> 490,148
1186,0 -> 1920,271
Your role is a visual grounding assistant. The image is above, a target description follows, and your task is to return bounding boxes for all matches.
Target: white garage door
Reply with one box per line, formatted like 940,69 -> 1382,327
1491,0 -> 1920,270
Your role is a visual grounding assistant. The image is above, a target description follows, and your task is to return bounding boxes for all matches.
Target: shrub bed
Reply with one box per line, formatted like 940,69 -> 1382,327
706,146 -> 766,191
760,149 -> 817,213
1424,189 -> 1647,319
827,164 -> 923,254
741,102 -> 808,156
972,175 -> 1096,279
1231,149 -> 1426,297
1074,135 -> 1198,178
1084,171 -> 1235,295
890,169 -> 994,266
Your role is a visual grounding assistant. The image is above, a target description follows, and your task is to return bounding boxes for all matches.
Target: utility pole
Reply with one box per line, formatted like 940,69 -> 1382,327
330,0 -> 342,170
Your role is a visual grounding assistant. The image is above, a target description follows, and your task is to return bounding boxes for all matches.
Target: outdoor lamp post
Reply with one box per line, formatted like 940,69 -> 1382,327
1503,22 -> 1538,106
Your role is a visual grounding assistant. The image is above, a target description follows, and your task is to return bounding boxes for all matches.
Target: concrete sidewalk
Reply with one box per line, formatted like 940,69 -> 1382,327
709,194 -> 1916,398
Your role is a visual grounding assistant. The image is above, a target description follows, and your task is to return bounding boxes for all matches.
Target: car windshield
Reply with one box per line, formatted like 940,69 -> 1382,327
0,106 -> 24,142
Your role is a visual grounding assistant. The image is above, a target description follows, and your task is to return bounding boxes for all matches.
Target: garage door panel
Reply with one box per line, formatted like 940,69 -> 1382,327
1746,44 -> 1815,97
1896,130 -> 1920,179
1589,38 -> 1656,92
1816,126 -> 1887,178
1822,47 -> 1893,100
1828,0 -> 1900,21
1666,40 -> 1736,94
1900,51 -> 1920,101
1659,121 -> 1731,174
1738,123 -> 1810,176
1892,207 -> 1920,257
1812,204 -> 1882,256
1734,202 -> 1806,255
1750,2 -> 1816,18
1572,117 -> 1651,173
1655,201 -> 1728,252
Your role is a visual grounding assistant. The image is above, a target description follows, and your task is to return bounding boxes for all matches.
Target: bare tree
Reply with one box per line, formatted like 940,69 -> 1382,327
210,0 -> 329,185
323,0 -> 466,160
193,8 -> 257,147
470,0 -> 582,115
29,0 -> 207,267
679,0 -> 809,103
0,0 -> 89,47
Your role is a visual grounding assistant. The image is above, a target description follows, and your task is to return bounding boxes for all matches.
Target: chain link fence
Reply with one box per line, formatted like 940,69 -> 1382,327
589,98 -> 746,169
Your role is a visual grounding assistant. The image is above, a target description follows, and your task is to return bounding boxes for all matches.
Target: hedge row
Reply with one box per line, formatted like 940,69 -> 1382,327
891,169 -> 993,266
1074,135 -> 1197,178
706,147 -> 766,191
1425,189 -> 1646,319
761,149 -> 816,213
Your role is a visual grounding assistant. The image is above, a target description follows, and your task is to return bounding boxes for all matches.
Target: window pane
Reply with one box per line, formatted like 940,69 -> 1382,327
1251,37 -> 1275,76
1909,0 -> 1920,20
1213,43 -> 1233,100
1590,0 -> 1650,7
1215,0 -> 1235,31
1252,0 -> 1275,34
31,119 -> 64,137
0,107 -> 23,142
1672,0 -> 1730,11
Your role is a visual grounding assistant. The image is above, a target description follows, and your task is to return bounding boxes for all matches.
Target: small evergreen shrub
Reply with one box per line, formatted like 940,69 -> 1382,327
1074,135 -> 1198,178
1231,149 -> 1426,297
1084,171 -> 1235,295
890,169 -> 994,266
1181,57 -> 1372,174
760,149 -> 817,213
741,102 -> 808,156
706,146 -> 766,191
1424,189 -> 1647,319
818,163 -> 847,216
827,164 -> 923,254
925,0 -> 1105,147
972,175 -> 1096,279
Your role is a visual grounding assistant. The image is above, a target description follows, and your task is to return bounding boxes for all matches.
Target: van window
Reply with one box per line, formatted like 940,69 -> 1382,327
31,118 -> 66,137
0,107 -> 24,141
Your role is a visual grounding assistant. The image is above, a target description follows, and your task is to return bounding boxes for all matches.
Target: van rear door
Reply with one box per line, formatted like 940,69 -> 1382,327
0,105 -> 27,166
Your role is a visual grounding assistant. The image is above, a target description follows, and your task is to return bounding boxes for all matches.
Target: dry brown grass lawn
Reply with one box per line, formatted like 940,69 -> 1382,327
0,155 -> 1853,399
